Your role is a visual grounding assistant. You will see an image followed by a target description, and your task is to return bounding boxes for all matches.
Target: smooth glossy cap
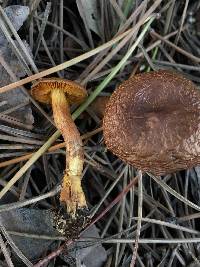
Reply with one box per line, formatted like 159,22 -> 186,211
103,70 -> 200,175
31,78 -> 87,105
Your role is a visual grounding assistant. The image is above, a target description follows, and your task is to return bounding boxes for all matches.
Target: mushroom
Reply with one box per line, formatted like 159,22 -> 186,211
31,78 -> 87,215
103,70 -> 200,175
89,96 -> 110,118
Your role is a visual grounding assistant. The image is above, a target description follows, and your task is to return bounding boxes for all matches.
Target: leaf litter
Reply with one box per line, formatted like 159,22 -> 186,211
0,1 -> 200,267
0,5 -> 33,126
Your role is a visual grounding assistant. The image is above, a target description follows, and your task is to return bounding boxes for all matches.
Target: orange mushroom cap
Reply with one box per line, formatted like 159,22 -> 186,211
103,70 -> 200,175
31,78 -> 87,105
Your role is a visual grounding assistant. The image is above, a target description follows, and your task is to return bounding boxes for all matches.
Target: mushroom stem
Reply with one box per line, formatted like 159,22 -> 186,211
51,88 -> 86,215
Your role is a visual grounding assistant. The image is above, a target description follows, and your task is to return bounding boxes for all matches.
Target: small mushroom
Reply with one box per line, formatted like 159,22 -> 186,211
103,70 -> 200,175
31,78 -> 87,215
89,96 -> 110,118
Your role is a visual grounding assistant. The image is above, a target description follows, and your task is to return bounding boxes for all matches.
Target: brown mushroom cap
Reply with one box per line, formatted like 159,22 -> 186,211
103,70 -> 200,175
31,78 -> 87,104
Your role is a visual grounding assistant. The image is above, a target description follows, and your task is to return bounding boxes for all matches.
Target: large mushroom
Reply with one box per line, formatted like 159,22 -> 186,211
31,78 -> 87,215
103,70 -> 200,175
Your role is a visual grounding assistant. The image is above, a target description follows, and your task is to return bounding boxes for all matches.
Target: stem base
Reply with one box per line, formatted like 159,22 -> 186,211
60,173 -> 87,215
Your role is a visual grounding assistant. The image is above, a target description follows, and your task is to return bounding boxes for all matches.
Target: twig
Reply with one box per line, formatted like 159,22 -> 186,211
0,27 -> 136,94
0,220 -> 33,267
132,217 -> 200,235
0,127 -> 103,168
0,232 -> 14,267
130,171 -> 143,267
33,240 -> 73,267
34,2 -> 51,58
0,185 -> 60,213
150,29 -> 200,63
89,165 -> 128,218
87,238 -> 200,244
148,173 -> 200,212
87,175 -> 139,229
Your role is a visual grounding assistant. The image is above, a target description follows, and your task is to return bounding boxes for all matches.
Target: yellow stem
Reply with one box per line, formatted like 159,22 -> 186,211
51,88 -> 86,215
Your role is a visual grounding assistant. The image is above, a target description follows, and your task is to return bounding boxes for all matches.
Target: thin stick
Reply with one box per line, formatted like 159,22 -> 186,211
87,175 -> 139,229
33,240 -> 73,267
132,217 -> 200,235
0,186 -> 61,213
0,127 -> 103,168
0,6 -> 38,73
0,221 -> 33,267
130,171 -> 143,267
0,233 -> 14,267
34,2 -> 51,58
172,0 -> 189,51
148,173 -> 200,212
89,165 -> 128,218
151,30 -> 200,63
0,28 -> 134,94
78,238 -> 200,244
